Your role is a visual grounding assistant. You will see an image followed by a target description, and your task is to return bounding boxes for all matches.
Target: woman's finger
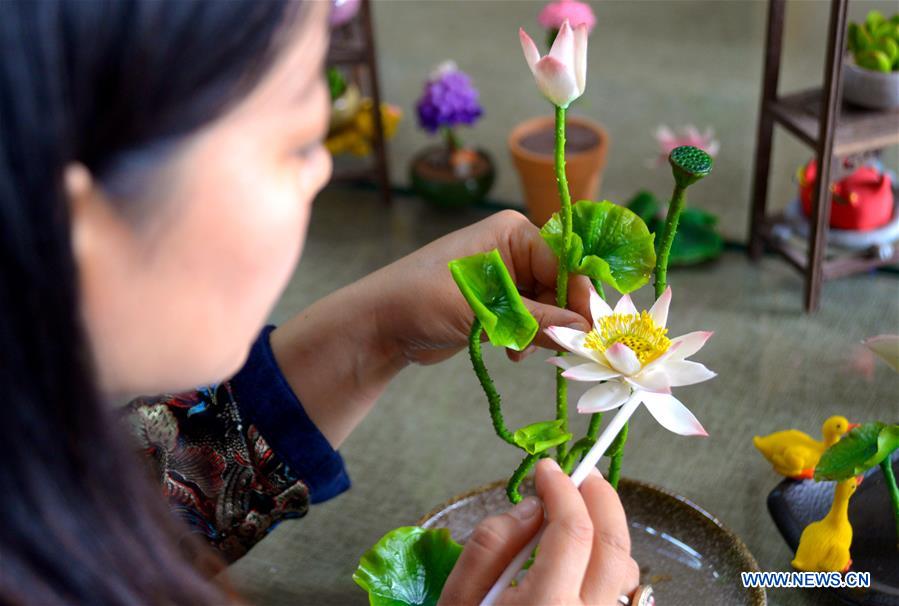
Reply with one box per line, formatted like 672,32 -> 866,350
579,469 -> 641,603
517,458 -> 593,603
438,496 -> 544,606
521,296 -> 591,351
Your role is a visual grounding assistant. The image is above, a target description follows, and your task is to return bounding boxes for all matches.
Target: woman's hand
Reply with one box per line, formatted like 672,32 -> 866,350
374,209 -> 592,365
439,458 -> 641,605
270,210 -> 591,448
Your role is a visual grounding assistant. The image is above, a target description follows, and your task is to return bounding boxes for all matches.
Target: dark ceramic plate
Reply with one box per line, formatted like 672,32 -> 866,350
767,454 -> 899,606
419,476 -> 766,605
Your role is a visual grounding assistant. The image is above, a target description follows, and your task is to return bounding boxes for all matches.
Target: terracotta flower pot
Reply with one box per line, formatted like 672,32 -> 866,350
508,115 -> 610,226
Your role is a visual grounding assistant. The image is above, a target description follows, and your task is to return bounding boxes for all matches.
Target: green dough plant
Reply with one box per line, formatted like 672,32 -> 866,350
848,10 -> 899,73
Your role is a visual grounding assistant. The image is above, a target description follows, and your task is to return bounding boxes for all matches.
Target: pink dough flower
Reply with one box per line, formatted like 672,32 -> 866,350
519,19 -> 588,108
545,286 -> 716,436
538,0 -> 597,33
654,125 -> 720,166
863,334 -> 899,373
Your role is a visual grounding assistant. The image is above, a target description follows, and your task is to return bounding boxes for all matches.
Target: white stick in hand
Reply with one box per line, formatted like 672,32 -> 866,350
479,394 -> 642,606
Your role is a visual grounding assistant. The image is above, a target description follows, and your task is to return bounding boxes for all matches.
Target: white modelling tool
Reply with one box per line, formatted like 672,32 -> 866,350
479,394 -> 642,606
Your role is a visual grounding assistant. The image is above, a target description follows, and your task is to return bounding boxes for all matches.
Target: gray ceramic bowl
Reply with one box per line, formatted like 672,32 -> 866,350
419,476 -> 766,605
843,60 -> 899,110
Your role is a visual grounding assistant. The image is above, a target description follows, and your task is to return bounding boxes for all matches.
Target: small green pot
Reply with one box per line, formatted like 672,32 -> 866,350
409,145 -> 495,209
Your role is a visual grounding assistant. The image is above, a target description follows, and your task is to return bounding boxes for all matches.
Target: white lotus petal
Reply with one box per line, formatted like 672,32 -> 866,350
649,286 -> 672,328
577,381 -> 631,414
604,342 -> 641,375
533,56 -> 580,108
589,285 -> 614,325
548,19 -> 574,65
641,340 -> 683,374
639,391 -> 708,436
573,23 -> 588,95
613,294 -> 637,316
663,360 -> 717,387
668,331 -> 714,361
863,334 -> 899,373
562,362 -> 621,382
519,28 -> 541,75
546,356 -> 577,370
625,369 -> 671,393
544,326 -> 593,358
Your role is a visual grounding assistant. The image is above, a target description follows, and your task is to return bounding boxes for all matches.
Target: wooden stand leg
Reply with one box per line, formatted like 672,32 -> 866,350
804,0 -> 848,312
361,0 -> 391,206
749,0 -> 786,261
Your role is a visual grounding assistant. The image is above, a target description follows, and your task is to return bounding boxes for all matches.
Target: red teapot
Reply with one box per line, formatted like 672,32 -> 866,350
799,159 -> 893,231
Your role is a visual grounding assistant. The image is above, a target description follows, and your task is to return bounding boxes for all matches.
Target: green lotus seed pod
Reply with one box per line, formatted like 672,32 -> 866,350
668,145 -> 713,189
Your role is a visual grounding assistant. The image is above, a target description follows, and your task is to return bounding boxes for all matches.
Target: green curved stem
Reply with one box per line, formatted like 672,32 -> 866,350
468,320 -> 516,447
587,412 -> 603,441
606,423 -> 630,491
560,437 -> 593,474
507,453 -> 542,504
654,184 -> 686,298
880,457 -> 899,549
554,104 -> 574,460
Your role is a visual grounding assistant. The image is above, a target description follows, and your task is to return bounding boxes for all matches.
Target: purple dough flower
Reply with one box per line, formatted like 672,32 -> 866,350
416,61 -> 483,134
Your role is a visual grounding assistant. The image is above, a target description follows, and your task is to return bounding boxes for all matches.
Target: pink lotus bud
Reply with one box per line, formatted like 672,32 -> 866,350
519,19 -> 587,108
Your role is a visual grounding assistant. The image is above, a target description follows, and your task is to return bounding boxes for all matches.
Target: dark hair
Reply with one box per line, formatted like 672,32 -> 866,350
0,1 -> 305,603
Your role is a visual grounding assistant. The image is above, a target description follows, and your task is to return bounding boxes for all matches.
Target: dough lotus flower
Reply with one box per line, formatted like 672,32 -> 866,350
519,19 -> 587,108
545,286 -> 715,436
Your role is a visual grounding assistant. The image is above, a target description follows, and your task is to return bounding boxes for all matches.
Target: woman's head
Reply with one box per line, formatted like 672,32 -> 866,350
0,0 -> 329,603
67,1 -> 332,396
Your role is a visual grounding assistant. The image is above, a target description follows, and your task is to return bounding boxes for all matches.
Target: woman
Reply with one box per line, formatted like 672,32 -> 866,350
0,1 -> 640,604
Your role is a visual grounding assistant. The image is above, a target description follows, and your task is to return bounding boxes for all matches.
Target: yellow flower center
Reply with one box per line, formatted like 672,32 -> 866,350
583,311 -> 671,365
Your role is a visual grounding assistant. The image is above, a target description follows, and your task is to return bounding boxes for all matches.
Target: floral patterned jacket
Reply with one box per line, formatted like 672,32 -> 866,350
127,326 -> 350,562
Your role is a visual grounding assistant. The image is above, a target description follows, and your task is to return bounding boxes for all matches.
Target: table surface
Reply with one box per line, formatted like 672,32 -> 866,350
227,188 -> 899,606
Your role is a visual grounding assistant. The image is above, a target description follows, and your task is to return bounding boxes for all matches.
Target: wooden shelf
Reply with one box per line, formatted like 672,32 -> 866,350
749,0 -> 898,312
759,213 -> 899,280
327,42 -> 368,65
768,88 -> 899,157
325,0 -> 391,205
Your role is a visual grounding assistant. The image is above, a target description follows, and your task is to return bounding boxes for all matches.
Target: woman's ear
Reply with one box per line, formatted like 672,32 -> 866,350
65,162 -> 103,265
64,162 -> 140,395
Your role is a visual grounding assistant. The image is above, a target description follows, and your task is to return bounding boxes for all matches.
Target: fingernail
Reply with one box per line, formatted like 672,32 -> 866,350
510,496 -> 541,520
566,320 -> 589,331
589,467 -> 602,478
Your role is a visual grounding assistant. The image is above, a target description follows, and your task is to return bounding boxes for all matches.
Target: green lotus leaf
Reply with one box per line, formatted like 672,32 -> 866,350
541,200 -> 656,294
448,249 -> 538,351
513,419 -> 573,455
665,209 -> 724,266
814,422 -> 899,481
625,190 -> 661,225
353,526 -> 463,606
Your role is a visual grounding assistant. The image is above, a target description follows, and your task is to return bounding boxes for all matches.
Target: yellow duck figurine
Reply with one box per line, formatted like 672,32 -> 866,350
791,478 -> 859,572
753,416 -> 857,479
